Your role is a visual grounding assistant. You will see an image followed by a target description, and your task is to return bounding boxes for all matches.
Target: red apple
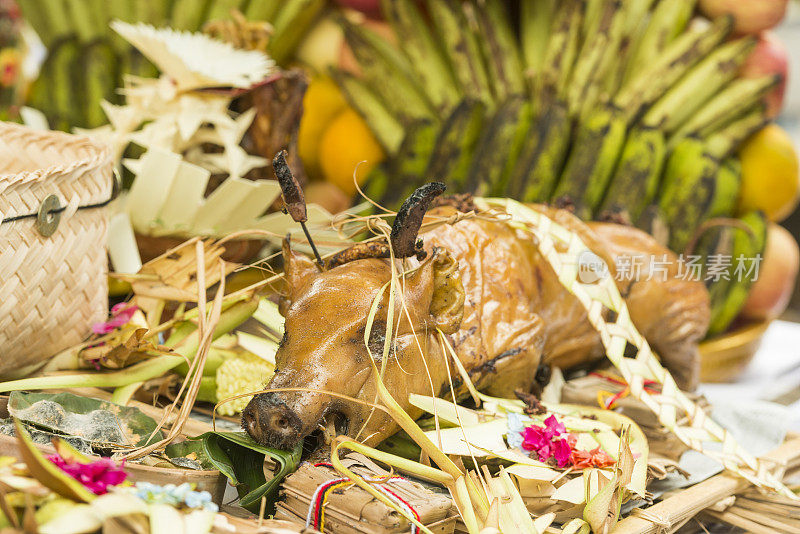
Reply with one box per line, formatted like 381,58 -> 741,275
698,0 -> 788,34
740,224 -> 799,320
333,0 -> 382,19
740,32 -> 789,118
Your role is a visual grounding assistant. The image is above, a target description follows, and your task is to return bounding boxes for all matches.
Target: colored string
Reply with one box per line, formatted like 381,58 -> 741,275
305,465 -> 420,533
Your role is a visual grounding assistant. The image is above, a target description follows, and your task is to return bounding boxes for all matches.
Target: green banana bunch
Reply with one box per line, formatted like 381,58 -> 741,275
339,18 -> 436,125
658,137 -> 719,253
706,211 -> 768,335
26,37 -> 82,131
598,125 -> 666,223
331,69 -> 405,154
642,36 -> 757,133
381,0 -> 460,111
465,97 -> 529,195
707,158 -> 742,219
300,0 -> 778,339
520,0 -> 555,93
426,99 -> 488,191
509,96 -> 571,203
552,104 -> 628,219
428,0 -> 493,104
669,75 -> 781,146
81,40 -> 120,128
621,0 -> 696,86
363,119 -> 437,207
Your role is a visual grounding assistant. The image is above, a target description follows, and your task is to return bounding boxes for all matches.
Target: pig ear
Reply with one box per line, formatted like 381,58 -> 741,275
428,250 -> 465,334
407,249 -> 464,334
282,236 -> 318,294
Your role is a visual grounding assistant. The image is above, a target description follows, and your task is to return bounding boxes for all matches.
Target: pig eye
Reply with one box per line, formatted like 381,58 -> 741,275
279,331 -> 288,348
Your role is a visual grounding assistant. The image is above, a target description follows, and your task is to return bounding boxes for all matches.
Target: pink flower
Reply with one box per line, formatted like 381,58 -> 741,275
553,438 -> 573,468
519,415 -> 618,470
92,303 -> 138,335
48,455 -> 128,495
543,415 -> 566,438
521,425 -> 548,451
520,415 -> 577,467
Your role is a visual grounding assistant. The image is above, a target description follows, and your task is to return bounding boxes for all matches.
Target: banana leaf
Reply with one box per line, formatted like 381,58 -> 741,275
164,438 -> 214,470
178,431 -> 302,514
8,392 -> 162,449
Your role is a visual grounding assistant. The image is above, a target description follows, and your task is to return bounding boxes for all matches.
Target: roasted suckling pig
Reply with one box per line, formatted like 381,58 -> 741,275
242,185 -> 710,450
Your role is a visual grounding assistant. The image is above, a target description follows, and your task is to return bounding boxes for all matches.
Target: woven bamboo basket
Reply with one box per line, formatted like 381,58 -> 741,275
0,122 -> 113,377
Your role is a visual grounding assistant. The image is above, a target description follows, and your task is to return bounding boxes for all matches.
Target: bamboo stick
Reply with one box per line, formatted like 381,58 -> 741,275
716,506 -> 800,533
701,510 -> 780,534
613,436 -> 800,534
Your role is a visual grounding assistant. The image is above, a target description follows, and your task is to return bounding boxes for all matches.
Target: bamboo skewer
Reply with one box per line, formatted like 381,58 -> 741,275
613,436 -> 800,534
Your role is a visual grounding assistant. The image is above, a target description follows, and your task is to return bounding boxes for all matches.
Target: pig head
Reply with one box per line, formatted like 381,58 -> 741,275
242,239 -> 465,449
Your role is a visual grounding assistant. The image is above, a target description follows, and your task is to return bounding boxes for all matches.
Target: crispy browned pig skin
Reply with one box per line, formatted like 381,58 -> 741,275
242,206 -> 710,449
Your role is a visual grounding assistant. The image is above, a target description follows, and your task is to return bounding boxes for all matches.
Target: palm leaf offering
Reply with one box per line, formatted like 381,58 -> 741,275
77,22 -> 348,264
110,21 -> 275,91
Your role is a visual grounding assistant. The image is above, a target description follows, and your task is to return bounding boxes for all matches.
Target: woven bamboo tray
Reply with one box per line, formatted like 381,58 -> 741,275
0,122 -> 113,377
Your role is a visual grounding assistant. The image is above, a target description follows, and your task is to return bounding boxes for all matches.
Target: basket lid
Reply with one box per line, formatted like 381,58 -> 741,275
0,121 -> 112,221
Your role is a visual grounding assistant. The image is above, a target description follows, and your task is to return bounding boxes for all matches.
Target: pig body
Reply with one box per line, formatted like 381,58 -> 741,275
243,205 -> 710,449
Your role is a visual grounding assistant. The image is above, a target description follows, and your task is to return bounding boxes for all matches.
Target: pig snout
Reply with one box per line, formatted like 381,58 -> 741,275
242,393 -> 304,450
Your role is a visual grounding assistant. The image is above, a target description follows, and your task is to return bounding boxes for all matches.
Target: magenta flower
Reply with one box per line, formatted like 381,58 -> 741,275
92,303 -> 138,335
48,455 -> 128,495
552,438 -> 572,468
519,415 -> 582,468
543,415 -> 566,438
521,425 -> 548,451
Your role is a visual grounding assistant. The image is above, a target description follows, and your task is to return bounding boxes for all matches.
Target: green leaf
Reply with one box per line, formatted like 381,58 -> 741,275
8,392 -> 162,449
164,439 -> 214,470
192,431 -> 301,514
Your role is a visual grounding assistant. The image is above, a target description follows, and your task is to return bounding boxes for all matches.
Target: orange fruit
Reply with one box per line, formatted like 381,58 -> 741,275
319,107 -> 385,195
297,76 -> 348,179
737,123 -> 800,222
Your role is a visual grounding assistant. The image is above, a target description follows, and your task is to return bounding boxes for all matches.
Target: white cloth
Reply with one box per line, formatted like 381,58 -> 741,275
699,320 -> 800,432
